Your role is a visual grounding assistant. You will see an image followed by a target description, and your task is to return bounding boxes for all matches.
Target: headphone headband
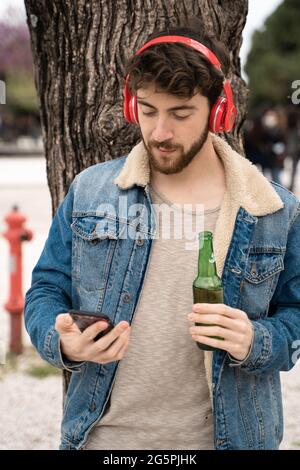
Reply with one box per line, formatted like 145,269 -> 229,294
135,35 -> 222,70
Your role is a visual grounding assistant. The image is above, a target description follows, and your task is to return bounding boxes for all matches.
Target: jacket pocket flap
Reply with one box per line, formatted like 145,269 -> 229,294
71,215 -> 119,240
245,251 -> 284,284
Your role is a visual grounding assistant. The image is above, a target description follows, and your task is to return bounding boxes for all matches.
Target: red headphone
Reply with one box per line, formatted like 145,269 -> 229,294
123,35 -> 236,133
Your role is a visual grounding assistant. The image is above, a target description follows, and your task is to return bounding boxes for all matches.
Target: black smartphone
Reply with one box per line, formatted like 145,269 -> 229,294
68,309 -> 114,341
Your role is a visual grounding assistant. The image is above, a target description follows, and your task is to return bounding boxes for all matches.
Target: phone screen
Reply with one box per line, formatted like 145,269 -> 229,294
68,309 -> 114,340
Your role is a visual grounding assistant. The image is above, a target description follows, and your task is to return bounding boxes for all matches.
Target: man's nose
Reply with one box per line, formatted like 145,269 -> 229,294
151,118 -> 174,142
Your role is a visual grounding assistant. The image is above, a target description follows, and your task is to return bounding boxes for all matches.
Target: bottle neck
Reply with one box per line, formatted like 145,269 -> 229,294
197,234 -> 218,278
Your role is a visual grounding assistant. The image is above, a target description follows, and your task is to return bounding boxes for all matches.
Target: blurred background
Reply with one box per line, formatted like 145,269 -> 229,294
0,0 -> 300,450
0,0 -> 42,152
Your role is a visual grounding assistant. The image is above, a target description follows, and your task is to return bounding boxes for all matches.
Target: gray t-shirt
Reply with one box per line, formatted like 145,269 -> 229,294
85,185 -> 220,450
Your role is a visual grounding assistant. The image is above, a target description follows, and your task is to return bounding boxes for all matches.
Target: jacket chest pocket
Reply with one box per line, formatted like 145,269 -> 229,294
71,214 -> 121,294
239,249 -> 285,319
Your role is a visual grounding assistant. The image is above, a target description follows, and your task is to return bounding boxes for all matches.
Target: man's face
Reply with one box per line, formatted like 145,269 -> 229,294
136,84 -> 210,175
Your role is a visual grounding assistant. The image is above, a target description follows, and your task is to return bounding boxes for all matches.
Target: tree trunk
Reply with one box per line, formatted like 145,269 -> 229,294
24,0 -> 248,393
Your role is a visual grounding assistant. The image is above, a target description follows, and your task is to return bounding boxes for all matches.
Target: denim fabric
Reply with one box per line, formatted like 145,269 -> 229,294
24,158 -> 300,450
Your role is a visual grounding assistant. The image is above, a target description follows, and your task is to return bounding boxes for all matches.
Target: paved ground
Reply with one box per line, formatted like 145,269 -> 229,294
1,156 -> 300,450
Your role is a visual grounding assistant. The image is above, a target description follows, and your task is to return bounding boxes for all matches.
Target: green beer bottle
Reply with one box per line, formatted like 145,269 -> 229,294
193,231 -> 223,351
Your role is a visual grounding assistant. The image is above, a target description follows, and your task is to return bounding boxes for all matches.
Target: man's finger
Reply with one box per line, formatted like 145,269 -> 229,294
190,324 -> 240,342
55,313 -> 75,333
81,320 -> 112,342
192,303 -> 240,318
107,328 -> 130,356
95,321 -> 130,350
188,313 -> 237,329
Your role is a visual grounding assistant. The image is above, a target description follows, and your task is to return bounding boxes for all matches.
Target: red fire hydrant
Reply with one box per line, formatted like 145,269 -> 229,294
3,206 -> 33,355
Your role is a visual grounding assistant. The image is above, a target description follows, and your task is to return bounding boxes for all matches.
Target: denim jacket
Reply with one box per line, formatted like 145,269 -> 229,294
25,134 -> 300,450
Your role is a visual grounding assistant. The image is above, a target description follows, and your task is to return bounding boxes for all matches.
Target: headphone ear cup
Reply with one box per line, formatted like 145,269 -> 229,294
123,86 -> 139,124
131,95 -> 139,124
224,104 -> 237,132
209,97 -> 227,133
123,82 -> 134,123
124,87 -> 139,124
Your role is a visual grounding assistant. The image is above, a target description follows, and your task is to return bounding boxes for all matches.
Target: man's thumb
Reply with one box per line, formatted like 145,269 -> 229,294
55,313 -> 73,332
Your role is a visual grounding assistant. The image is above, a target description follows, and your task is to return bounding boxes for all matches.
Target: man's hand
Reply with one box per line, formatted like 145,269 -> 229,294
55,313 -> 131,365
187,303 -> 253,361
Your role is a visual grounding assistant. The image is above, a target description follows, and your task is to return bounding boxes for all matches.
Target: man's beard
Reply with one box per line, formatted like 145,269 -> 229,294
142,122 -> 209,175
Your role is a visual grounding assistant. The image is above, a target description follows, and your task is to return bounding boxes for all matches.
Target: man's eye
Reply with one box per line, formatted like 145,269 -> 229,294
174,115 -> 190,120
142,112 -> 190,120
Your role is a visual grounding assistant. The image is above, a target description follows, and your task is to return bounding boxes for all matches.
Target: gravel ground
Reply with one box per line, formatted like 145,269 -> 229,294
0,373 -> 62,450
0,349 -> 62,450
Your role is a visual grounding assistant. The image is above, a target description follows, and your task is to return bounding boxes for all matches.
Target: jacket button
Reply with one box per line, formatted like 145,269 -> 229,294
89,401 -> 97,412
122,293 -> 131,303
230,267 -> 241,275
91,238 -> 98,246
136,237 -> 144,246
217,439 -> 225,446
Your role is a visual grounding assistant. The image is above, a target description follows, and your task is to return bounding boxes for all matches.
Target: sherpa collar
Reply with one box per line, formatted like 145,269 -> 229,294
114,133 -> 283,218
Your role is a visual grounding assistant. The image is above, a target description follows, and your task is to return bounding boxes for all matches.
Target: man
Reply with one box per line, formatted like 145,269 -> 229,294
25,18 -> 300,450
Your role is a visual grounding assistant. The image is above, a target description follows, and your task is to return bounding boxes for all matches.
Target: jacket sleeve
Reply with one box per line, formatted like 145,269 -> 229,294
229,203 -> 300,373
24,177 -> 84,373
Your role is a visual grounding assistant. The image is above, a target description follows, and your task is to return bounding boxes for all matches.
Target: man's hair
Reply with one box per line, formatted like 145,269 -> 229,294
125,17 -> 231,109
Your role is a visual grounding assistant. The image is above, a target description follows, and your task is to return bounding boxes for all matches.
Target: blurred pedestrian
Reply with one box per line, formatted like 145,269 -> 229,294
286,110 -> 300,192
244,117 -> 269,171
261,109 -> 286,185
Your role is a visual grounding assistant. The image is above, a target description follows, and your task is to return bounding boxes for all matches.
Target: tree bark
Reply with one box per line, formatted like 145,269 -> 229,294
25,0 -> 248,215
24,0 -> 248,394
